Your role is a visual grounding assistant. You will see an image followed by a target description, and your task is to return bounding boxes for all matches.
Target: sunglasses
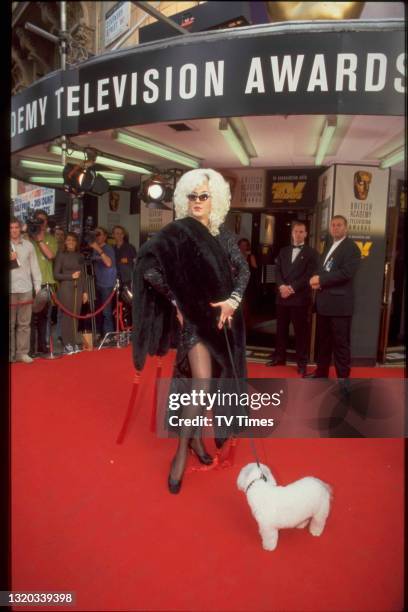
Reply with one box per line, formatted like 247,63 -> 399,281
187,192 -> 210,202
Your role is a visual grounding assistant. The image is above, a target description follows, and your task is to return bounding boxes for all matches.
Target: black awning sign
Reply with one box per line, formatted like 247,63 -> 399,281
11,26 -> 405,153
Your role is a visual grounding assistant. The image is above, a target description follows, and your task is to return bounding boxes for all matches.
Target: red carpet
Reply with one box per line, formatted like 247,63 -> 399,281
11,348 -> 404,611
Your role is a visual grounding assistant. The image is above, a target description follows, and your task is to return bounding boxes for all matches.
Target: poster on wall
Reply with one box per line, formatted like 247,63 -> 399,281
68,197 -> 83,235
227,169 -> 266,208
140,200 -> 174,244
333,164 -> 390,362
107,213 -> 121,233
266,168 -> 320,208
334,165 -> 389,253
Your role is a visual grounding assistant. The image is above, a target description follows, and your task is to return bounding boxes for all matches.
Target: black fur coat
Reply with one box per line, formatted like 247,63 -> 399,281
132,217 -> 247,378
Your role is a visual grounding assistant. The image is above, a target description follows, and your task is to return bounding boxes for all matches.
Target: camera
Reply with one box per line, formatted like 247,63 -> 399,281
81,216 -> 97,246
80,217 -> 97,260
24,210 -> 44,238
83,230 -> 97,245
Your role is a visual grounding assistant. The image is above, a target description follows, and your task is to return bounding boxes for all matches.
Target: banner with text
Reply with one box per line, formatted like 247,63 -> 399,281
13,186 -> 56,220
333,164 -> 390,363
11,24 -> 405,152
266,168 -> 320,208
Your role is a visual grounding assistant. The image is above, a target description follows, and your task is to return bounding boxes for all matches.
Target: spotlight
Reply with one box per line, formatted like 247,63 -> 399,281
140,175 -> 174,210
62,162 -> 110,196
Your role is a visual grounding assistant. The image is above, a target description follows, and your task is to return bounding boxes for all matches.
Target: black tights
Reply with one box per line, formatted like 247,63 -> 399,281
170,342 -> 212,481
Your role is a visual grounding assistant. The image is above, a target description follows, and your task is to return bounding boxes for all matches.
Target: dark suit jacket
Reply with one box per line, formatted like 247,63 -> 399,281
275,245 -> 319,306
315,237 -> 361,317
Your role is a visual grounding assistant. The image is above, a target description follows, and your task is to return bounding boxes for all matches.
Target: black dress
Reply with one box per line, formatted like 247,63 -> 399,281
54,251 -> 86,346
143,224 -> 249,376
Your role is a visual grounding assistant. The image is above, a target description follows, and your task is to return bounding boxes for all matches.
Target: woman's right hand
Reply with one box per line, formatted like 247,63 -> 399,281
72,270 -> 81,279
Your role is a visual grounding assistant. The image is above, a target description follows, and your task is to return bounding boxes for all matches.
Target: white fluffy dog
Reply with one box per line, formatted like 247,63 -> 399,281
237,463 -> 332,551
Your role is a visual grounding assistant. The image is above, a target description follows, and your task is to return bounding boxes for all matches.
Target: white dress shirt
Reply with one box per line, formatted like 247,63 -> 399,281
291,244 -> 304,263
323,236 -> 346,266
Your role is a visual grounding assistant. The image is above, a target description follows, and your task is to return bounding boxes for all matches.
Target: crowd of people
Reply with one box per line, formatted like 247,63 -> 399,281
10,203 -> 360,385
9,210 -> 137,362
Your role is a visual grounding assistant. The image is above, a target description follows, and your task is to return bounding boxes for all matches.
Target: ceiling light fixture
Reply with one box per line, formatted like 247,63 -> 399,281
379,146 -> 405,169
219,118 -> 250,166
20,159 -> 64,172
21,159 -> 124,182
315,116 -> 337,166
114,130 -> 201,168
29,175 -> 123,188
28,176 -> 64,185
98,171 -> 125,181
49,145 -> 152,174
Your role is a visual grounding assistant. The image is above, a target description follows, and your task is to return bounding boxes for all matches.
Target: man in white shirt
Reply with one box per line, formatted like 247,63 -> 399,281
307,215 -> 361,379
10,217 -> 41,363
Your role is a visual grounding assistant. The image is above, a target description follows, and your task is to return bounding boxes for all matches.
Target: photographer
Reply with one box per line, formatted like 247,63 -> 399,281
28,209 -> 58,356
89,227 -> 117,340
10,217 -> 42,363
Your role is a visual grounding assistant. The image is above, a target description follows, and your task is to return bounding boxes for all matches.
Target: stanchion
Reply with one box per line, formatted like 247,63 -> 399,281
42,284 -> 62,360
98,279 -> 130,349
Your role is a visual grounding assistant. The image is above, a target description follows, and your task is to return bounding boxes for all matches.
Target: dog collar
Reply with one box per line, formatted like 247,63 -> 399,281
245,473 -> 267,493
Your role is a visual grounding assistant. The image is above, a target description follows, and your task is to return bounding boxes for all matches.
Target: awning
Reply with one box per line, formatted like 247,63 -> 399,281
11,19 -> 405,154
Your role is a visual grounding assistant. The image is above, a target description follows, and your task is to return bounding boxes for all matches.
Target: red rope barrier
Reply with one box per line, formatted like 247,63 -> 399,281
116,371 -> 141,444
150,358 -> 162,433
50,287 -> 116,320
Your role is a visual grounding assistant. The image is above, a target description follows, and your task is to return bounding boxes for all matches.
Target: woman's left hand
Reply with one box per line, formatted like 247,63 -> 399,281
210,300 -> 235,330
82,292 -> 88,304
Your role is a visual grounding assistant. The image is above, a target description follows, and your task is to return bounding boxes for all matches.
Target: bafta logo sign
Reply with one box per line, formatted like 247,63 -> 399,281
354,171 -> 372,201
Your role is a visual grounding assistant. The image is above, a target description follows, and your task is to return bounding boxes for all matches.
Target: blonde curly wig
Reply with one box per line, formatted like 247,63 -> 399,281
173,168 -> 231,236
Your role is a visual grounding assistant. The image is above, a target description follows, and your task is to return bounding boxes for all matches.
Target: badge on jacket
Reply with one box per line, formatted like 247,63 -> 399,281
324,257 -> 334,272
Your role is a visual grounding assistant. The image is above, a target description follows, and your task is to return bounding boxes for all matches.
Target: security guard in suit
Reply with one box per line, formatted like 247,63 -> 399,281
267,221 -> 318,376
307,215 -> 361,378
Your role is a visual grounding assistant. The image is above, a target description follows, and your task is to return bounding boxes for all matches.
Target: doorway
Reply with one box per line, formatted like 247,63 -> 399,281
226,208 -> 313,355
378,186 -> 406,364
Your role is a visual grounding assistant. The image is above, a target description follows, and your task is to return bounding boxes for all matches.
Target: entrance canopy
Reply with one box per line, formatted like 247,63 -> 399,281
11,19 -> 405,185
